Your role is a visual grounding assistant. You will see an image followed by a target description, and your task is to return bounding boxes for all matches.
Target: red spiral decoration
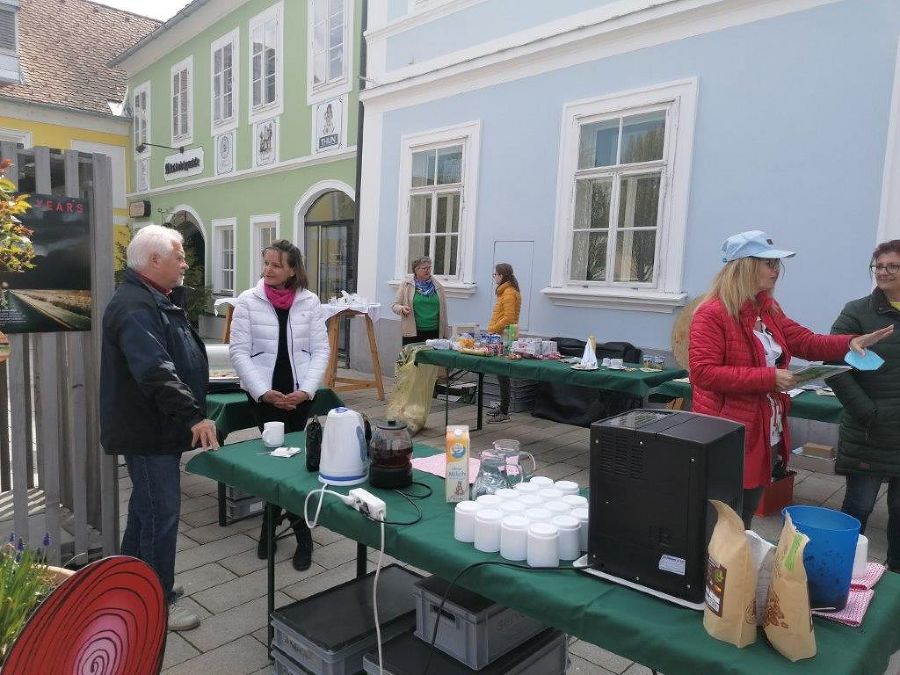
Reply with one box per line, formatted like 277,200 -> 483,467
3,556 -> 167,675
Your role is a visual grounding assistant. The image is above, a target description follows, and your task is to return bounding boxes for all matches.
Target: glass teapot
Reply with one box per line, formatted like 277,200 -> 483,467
471,447 -> 524,498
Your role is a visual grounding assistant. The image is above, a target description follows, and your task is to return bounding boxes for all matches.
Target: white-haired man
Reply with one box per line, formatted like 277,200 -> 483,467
100,224 -> 219,631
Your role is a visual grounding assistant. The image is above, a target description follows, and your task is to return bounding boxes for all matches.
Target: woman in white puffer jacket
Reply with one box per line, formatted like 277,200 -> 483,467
229,239 -> 330,570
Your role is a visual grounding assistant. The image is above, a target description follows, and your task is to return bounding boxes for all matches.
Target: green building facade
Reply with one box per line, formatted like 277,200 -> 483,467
114,0 -> 361,334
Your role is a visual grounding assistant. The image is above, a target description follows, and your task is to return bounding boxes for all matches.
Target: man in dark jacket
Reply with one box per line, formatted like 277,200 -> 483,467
101,224 -> 219,631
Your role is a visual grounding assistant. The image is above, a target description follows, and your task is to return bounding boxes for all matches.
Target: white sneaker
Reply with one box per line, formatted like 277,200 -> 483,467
168,602 -> 200,631
172,583 -> 184,598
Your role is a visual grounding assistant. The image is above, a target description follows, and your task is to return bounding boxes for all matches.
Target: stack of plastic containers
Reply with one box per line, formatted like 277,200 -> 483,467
453,477 -> 589,567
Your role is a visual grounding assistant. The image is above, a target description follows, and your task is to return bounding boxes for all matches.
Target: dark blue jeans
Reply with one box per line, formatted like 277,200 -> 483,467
841,473 -> 900,571
121,454 -> 182,603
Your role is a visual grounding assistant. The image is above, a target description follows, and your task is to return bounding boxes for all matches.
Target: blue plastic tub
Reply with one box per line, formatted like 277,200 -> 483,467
782,505 -> 860,610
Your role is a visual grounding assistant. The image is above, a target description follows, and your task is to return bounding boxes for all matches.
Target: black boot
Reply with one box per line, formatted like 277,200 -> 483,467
291,516 -> 313,571
256,506 -> 280,560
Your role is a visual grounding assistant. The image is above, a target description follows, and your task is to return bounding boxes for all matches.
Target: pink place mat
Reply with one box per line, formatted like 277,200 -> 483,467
851,562 -> 886,590
812,588 -> 875,627
411,453 -> 481,484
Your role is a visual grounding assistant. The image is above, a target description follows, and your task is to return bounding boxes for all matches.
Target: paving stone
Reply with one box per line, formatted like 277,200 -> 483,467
180,504 -> 221,528
174,562 -> 236,596
570,639 -> 633,673
566,653 -> 618,674
281,560 -> 367,601
180,494 -> 218,516
182,592 -> 292,652
162,635 -> 270,675
622,662 -> 663,675
174,533 -> 256,574
537,462 -> 581,480
175,533 -> 196,552
193,559 -> 325,613
184,515 -> 262,544
161,632 -> 199,670
218,537 -> 295,575
311,525 -> 345,546
312,537 -> 361,569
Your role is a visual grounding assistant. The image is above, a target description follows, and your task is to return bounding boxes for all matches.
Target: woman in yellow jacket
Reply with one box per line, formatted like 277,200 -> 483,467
487,263 -> 521,422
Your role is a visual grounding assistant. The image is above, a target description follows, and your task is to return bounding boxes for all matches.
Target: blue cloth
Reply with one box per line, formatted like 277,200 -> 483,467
414,278 -> 436,296
121,454 -> 182,603
842,473 -> 900,571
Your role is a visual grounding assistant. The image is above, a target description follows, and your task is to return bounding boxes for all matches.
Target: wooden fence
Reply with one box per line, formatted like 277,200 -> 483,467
0,145 -> 117,565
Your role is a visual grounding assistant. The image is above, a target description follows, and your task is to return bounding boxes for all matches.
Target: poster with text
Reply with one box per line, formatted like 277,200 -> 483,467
0,194 -> 91,333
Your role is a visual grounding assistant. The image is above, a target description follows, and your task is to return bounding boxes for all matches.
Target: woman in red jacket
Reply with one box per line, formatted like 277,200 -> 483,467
690,231 -> 891,528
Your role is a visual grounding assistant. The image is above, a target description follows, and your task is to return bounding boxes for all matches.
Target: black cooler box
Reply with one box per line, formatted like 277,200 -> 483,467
588,410 -> 744,603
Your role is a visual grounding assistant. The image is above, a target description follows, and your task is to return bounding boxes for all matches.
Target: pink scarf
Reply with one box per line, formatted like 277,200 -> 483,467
264,284 -> 296,310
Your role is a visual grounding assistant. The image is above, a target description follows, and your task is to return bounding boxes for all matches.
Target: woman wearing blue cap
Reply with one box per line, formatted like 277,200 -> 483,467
828,239 -> 900,572
689,231 -> 892,528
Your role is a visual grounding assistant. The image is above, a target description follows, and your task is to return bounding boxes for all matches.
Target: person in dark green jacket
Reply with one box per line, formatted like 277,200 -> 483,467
829,239 -> 900,573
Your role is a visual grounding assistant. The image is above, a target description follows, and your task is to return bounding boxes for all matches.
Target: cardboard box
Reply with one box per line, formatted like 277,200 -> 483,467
791,447 -> 836,475
802,442 -> 835,459
754,470 -> 796,517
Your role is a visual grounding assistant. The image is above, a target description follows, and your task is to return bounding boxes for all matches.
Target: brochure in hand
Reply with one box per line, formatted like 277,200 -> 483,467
790,364 -> 851,386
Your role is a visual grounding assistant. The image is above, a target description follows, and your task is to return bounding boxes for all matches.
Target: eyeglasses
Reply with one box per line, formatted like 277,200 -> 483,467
870,263 -> 900,274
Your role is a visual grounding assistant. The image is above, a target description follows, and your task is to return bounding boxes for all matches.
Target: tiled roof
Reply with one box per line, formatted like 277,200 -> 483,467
0,0 -> 160,117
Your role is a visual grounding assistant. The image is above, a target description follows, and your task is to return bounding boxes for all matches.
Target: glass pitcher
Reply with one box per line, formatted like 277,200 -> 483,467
492,439 -> 536,483
471,448 -> 523,498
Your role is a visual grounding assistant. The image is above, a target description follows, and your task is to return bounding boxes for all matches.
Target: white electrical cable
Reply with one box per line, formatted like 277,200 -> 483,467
303,485 -> 352,528
373,519 -> 386,675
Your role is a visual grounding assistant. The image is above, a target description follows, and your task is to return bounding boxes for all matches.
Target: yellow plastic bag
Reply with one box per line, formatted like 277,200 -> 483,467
386,345 -> 440,435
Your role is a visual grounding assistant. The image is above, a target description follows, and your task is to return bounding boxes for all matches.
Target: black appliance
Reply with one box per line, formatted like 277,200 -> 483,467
588,409 -> 744,603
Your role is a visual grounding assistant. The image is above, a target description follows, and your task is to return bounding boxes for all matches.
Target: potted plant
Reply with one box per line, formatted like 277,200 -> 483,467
0,536 -> 73,664
0,158 -> 34,363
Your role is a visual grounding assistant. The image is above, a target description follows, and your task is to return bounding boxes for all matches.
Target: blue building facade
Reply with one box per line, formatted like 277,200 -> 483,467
357,0 -> 900,362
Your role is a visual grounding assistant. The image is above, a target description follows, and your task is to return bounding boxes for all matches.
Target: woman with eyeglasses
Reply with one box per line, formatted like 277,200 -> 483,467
392,256 -> 449,345
689,231 -> 892,528
828,240 -> 900,572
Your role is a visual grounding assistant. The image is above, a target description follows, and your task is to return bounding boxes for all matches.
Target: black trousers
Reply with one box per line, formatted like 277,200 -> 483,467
498,376 -> 511,415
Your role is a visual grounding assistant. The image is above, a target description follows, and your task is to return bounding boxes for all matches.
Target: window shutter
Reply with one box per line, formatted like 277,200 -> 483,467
0,9 -> 16,51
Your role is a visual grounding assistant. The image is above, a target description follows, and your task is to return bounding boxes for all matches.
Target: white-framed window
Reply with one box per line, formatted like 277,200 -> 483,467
213,218 -> 236,294
249,2 -> 283,122
250,214 -> 279,284
132,81 -> 150,158
170,56 -> 193,147
395,121 -> 480,297
0,6 -> 17,53
211,28 -> 239,133
307,0 -> 352,104
0,127 -> 31,148
544,79 -> 697,312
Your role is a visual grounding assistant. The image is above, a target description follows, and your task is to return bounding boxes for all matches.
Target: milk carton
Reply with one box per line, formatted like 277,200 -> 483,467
445,425 -> 470,502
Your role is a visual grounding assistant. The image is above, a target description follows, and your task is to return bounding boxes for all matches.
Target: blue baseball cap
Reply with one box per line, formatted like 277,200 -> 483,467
721,230 -> 795,263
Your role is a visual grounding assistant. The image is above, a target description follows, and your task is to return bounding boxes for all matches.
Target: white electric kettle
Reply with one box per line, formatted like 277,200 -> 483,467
318,407 -> 368,486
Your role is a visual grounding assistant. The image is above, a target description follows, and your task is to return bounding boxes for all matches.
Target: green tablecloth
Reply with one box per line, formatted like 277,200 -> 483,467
206,388 -> 345,439
649,380 -> 845,424
416,349 -> 687,398
186,434 -> 900,675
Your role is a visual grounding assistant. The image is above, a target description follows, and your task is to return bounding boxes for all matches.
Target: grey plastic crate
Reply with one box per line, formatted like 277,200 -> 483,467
363,627 -> 566,674
482,375 -> 538,392
271,565 -> 421,675
413,576 -> 547,669
225,485 -> 260,501
225,497 -> 264,520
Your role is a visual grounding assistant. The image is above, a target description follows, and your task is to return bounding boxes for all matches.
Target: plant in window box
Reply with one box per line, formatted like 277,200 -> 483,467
0,158 -> 34,364
0,533 -> 73,664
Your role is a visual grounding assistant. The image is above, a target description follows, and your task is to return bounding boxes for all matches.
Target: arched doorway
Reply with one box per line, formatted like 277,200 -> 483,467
166,209 -> 207,326
303,190 -> 355,302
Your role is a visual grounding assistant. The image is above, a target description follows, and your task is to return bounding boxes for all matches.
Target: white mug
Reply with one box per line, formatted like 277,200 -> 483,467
610,358 -> 624,369
262,421 -> 285,448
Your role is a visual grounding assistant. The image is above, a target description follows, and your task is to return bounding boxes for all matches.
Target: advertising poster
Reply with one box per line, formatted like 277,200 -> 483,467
0,194 -> 92,333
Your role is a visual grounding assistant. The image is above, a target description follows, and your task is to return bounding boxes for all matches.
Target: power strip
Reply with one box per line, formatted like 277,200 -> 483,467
348,488 -> 387,521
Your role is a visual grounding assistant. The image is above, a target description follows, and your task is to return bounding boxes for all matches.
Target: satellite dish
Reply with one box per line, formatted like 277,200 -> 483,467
671,297 -> 704,371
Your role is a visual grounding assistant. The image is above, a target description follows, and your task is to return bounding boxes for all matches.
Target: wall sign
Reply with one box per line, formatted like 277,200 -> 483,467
163,147 -> 204,181
0,194 -> 92,334
315,98 -> 343,152
254,118 -> 277,167
216,131 -> 235,175
128,200 -> 151,218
